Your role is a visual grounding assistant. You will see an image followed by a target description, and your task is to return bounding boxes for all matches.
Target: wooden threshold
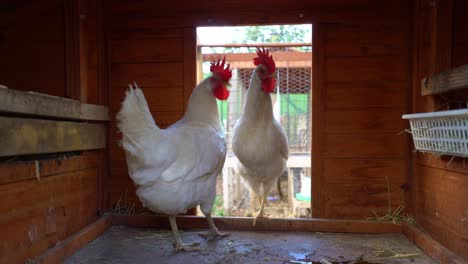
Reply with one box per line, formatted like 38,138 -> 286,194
32,215 -> 112,264
0,87 -> 109,121
402,223 -> 466,264
111,215 -> 402,234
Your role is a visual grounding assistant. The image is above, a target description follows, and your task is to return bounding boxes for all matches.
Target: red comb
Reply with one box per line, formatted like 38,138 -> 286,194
253,48 -> 276,73
210,57 -> 232,82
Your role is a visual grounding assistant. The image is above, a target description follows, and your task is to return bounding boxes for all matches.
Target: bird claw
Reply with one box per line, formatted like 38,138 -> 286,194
175,241 -> 201,252
253,214 -> 265,226
199,231 -> 229,241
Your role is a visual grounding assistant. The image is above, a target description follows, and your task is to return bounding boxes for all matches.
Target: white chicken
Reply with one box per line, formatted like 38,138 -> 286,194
232,48 -> 289,226
116,58 -> 232,251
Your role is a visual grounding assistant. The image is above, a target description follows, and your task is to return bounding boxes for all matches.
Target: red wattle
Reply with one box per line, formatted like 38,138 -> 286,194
213,85 -> 230,100
262,78 -> 276,94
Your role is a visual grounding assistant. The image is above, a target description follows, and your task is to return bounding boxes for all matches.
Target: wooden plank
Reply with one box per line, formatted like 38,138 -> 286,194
323,159 -> 406,218
413,165 -> 468,239
323,134 -> 406,158
107,0 -> 410,28
403,223 -> 467,264
0,167 -> 100,263
326,56 -> 408,82
311,23 -> 326,218
0,152 -> 99,185
324,159 -> 406,184
0,117 -> 106,157
0,88 -> 108,121
110,86 -> 185,113
325,81 -> 407,109
183,28 -> 197,110
33,216 -> 111,264
111,37 -> 184,63
324,183 -> 405,218
325,24 -> 408,57
110,62 -> 183,87
111,215 -> 402,234
421,64 -> 468,95
325,110 -> 406,133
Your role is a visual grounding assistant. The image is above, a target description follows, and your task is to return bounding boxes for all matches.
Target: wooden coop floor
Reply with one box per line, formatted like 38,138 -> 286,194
64,226 -> 436,264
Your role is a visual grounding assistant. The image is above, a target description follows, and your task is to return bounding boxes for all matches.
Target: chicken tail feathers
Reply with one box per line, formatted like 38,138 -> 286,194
116,83 -> 160,157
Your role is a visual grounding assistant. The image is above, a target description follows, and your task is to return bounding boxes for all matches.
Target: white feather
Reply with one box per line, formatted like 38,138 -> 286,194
116,80 -> 227,215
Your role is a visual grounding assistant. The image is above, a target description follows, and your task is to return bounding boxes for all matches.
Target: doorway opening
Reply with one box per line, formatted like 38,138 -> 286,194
196,25 -> 312,218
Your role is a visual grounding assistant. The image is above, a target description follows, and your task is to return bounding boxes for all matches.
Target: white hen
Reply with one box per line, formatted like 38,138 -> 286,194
232,48 -> 289,226
116,58 -> 232,251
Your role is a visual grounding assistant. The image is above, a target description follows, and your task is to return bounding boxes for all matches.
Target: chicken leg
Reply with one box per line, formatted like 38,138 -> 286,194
199,213 -> 229,240
169,215 -> 201,251
253,194 -> 266,226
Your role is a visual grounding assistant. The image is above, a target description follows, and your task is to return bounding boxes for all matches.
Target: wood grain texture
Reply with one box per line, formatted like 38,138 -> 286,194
110,63 -> 183,87
317,17 -> 411,218
0,152 -> 99,185
0,153 -> 100,264
323,134 -> 406,159
422,64 -> 468,95
111,37 -> 184,63
0,117 -> 106,157
325,110 -> 406,133
325,81 -> 407,109
326,56 -> 408,82
410,0 -> 468,260
403,223 -> 467,264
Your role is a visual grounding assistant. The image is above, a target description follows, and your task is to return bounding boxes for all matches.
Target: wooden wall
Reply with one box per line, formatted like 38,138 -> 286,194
0,0 -> 105,104
0,1 -> 108,263
0,153 -> 101,263
411,0 -> 468,259
105,0 -> 413,218
107,28 -> 196,206
312,15 -> 411,218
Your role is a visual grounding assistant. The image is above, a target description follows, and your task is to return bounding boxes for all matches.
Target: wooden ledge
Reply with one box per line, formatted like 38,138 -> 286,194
32,215 -> 112,264
0,87 -> 109,121
111,215 -> 402,234
403,223 -> 467,264
422,64 -> 468,96
0,117 -> 106,157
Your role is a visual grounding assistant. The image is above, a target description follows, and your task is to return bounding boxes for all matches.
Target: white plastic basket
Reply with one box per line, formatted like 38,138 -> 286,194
402,109 -> 468,157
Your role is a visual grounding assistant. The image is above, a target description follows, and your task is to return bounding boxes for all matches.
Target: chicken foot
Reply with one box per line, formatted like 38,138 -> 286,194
199,213 -> 229,240
169,215 -> 201,252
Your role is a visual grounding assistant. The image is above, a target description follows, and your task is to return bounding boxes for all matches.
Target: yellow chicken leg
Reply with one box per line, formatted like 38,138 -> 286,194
253,196 -> 266,226
169,215 -> 201,252
199,213 -> 229,240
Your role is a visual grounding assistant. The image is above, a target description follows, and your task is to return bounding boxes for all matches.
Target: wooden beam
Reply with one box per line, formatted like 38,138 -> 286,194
198,43 -> 311,48
0,88 -> 108,121
0,117 -> 106,157
32,215 -> 111,264
403,223 -> 467,264
111,215 -> 402,234
421,64 -> 468,95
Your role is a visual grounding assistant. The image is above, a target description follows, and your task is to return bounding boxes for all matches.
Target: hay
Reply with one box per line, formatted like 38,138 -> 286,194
367,176 -> 425,232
